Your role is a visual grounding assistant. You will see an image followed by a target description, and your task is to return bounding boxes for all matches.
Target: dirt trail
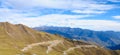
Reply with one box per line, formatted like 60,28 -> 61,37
21,40 -> 63,53
63,45 -> 97,55
46,40 -> 63,54
21,40 -> 97,55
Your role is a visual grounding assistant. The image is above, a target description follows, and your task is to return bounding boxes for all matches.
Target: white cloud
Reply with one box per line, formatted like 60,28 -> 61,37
67,20 -> 120,31
0,0 -> 120,31
1,0 -> 116,14
72,10 -> 105,14
2,13 -> 120,31
113,16 -> 120,19
0,0 -> 117,15
3,14 -> 90,27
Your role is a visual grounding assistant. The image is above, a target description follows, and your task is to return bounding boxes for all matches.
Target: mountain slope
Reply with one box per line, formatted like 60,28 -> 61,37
34,26 -> 120,47
0,22 -> 119,55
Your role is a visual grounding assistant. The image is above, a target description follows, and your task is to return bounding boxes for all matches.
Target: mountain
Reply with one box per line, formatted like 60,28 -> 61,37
0,22 -> 119,55
34,26 -> 120,48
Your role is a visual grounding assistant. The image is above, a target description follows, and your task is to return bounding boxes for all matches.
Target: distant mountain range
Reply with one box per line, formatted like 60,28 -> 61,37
34,26 -> 120,49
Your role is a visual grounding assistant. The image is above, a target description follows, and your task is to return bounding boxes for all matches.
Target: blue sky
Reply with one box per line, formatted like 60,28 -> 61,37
0,0 -> 120,31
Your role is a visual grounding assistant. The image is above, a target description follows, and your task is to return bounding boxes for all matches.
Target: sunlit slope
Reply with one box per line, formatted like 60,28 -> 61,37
0,22 -> 63,55
0,22 -> 119,55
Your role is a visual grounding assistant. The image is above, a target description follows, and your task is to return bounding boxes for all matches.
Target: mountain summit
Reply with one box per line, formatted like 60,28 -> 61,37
0,22 -> 119,55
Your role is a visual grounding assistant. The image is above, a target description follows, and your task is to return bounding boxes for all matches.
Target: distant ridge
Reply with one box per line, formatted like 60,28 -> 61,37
34,26 -> 120,47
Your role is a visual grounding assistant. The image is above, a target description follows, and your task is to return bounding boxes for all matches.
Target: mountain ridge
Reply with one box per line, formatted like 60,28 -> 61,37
0,22 -> 120,55
34,26 -> 120,48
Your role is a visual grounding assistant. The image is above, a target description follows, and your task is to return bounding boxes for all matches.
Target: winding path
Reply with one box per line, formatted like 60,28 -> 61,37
21,40 -> 63,54
63,45 -> 98,55
21,40 -> 97,55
